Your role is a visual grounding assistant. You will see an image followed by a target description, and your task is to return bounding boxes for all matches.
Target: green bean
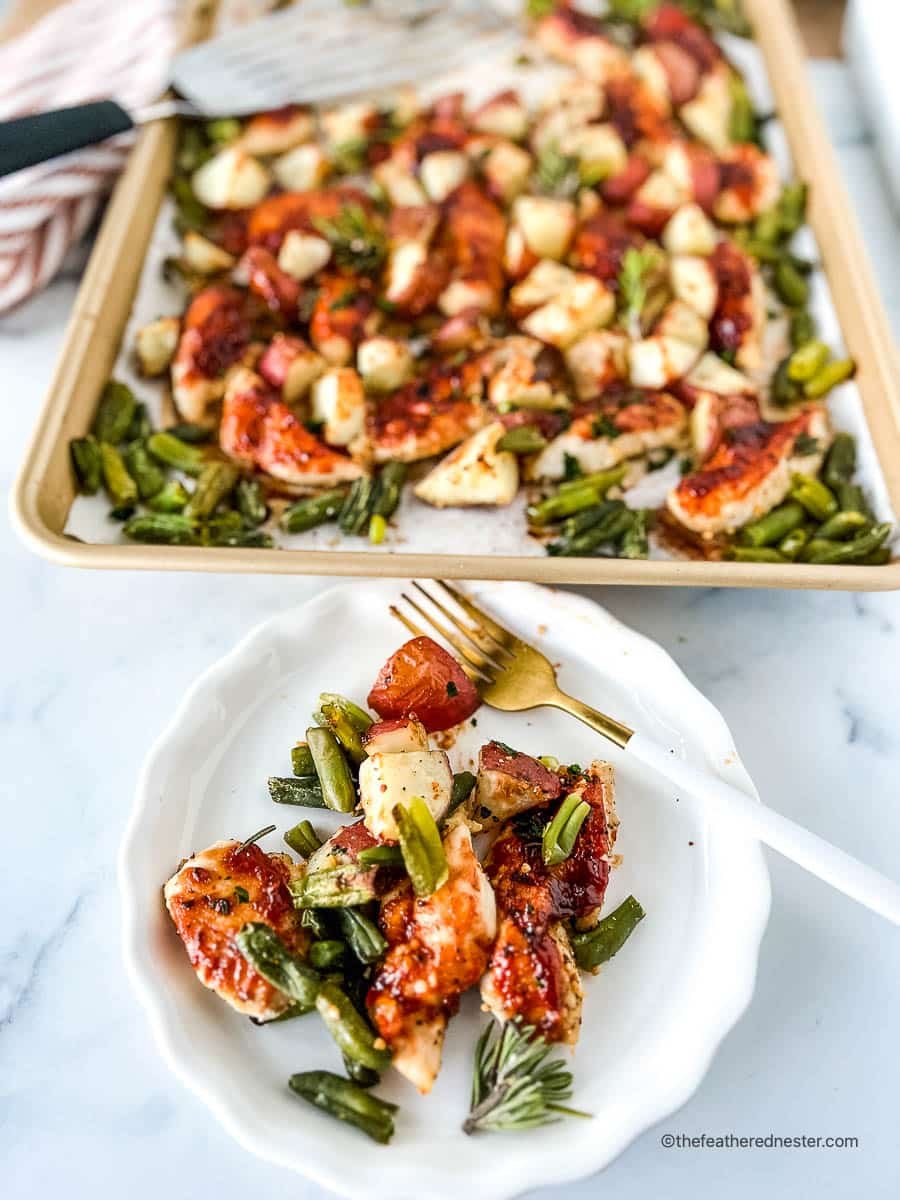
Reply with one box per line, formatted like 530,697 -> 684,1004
368,513 -> 387,545
372,460 -> 408,519
123,512 -> 200,545
770,357 -> 802,407
284,819 -> 323,858
301,908 -> 331,940
529,482 -> 604,526
293,867 -> 379,908
307,726 -> 357,813
147,431 -> 206,475
288,1071 -> 396,1144
394,797 -> 449,897
728,71 -> 757,144
124,441 -> 166,500
234,923 -> 320,1011
786,340 -> 829,383
560,500 -> 620,540
496,426 -> 549,455
204,525 -> 275,548
802,522 -> 891,565
542,791 -> 591,867
166,421 -> 214,444
804,358 -> 855,399
619,509 -> 651,559
837,481 -> 871,517
268,776 -> 327,808
356,845 -> 405,868
571,895 -> 645,972
557,463 -> 627,496
342,1056 -> 380,1089
777,181 -> 808,235
184,462 -> 239,521
126,402 -> 153,442
448,770 -> 477,815
147,479 -> 189,512
773,259 -> 809,308
822,432 -> 856,492
206,116 -> 242,144
339,476 -> 378,536
319,694 -> 373,733
550,504 -> 633,556
320,701 -> 367,766
281,488 -> 348,533
752,208 -> 782,245
93,380 -> 136,445
337,907 -> 387,964
310,940 -> 346,970
790,473 -> 838,521
740,500 -> 805,547
815,511 -> 870,541
236,478 -> 269,527
291,742 -> 316,777
315,981 -> 392,1071
99,443 -> 139,515
860,548 -> 892,566
777,527 -> 809,561
789,309 -> 817,349
70,436 -> 102,494
729,546 -> 787,563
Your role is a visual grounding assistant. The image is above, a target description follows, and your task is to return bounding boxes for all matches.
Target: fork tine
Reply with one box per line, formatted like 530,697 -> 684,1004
412,581 -> 511,664
389,603 -> 484,685
399,591 -> 495,683
435,581 -> 519,651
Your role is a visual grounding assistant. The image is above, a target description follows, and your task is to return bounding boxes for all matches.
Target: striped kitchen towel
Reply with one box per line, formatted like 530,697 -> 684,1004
0,0 -> 178,314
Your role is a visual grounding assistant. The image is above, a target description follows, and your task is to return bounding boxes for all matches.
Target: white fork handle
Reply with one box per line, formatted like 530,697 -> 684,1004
627,732 -> 900,926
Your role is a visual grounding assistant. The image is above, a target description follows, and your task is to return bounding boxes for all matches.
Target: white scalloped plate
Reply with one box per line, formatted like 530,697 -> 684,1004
119,580 -> 770,1199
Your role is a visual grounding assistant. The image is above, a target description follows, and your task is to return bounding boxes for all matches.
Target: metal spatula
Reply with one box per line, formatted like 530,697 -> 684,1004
0,0 -> 519,179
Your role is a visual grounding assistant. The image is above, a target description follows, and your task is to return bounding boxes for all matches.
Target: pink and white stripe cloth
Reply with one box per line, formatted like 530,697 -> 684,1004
0,0 -> 178,313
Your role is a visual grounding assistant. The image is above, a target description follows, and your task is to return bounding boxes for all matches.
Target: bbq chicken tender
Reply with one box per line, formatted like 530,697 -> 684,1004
164,840 -> 306,1021
481,762 -> 618,1044
367,821 -> 497,1093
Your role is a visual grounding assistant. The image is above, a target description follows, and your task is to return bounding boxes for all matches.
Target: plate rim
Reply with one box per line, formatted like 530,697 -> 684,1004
118,579 -> 771,1198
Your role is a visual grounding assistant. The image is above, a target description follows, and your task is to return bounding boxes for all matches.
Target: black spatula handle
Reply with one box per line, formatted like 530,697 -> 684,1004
0,100 -> 134,178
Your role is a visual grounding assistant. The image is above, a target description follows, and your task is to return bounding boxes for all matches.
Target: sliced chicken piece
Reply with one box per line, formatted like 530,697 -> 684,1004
171,286 -> 251,424
485,336 -> 568,412
220,367 -> 364,490
309,274 -> 380,367
531,386 -> 687,480
368,357 -> 485,464
438,180 -> 507,317
602,72 -> 677,152
367,821 -> 497,1092
667,407 -> 830,534
384,204 -> 449,317
707,240 -> 767,371
714,144 -> 781,224
475,740 -> 562,823
481,762 -> 618,1043
164,839 -> 306,1021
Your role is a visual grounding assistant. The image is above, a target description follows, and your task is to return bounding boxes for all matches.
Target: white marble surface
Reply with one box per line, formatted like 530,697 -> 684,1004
3,64 -> 900,1200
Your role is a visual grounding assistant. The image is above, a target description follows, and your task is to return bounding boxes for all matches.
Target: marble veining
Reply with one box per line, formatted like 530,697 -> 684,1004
2,65 -> 900,1200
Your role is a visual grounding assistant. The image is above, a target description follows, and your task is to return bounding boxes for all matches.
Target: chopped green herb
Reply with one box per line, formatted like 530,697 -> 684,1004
592,414 -> 621,439
234,886 -> 250,904
446,681 -> 459,697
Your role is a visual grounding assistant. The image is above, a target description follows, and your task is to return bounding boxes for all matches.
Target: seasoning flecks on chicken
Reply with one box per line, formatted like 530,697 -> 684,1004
171,285 -> 251,424
367,355 -> 486,463
531,386 -> 687,481
367,821 -> 497,1093
668,407 -> 830,534
220,366 -> 364,489
480,762 -> 618,1043
164,839 -> 307,1021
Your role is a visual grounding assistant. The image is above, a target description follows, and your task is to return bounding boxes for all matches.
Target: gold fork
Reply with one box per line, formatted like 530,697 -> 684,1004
391,581 -> 900,927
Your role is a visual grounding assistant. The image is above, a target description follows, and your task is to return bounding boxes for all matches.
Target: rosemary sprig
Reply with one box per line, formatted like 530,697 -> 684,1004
463,1020 -> 591,1135
536,142 -> 579,198
312,204 -> 387,274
